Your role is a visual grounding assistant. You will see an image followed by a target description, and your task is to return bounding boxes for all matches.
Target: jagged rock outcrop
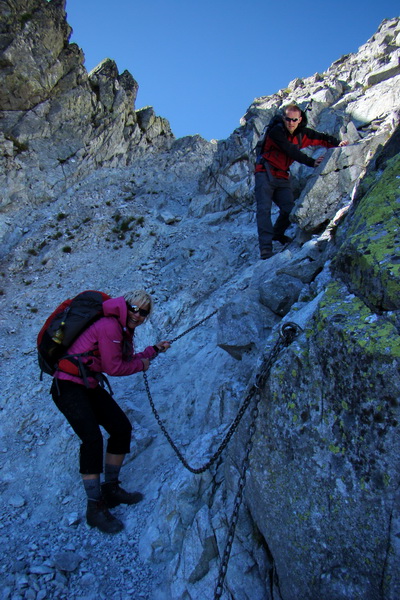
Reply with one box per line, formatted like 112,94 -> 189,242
0,8 -> 399,600
0,0 -> 173,253
246,148 -> 400,600
199,16 -> 400,237
139,17 -> 400,600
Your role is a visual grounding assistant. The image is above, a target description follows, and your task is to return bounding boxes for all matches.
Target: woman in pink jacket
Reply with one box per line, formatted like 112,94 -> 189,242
51,290 -> 170,534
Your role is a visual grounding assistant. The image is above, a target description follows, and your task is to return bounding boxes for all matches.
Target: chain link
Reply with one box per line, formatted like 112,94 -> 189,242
168,309 -> 219,344
214,322 -> 301,599
144,321 -> 301,475
143,331 -> 282,474
214,395 -> 260,599
144,316 -> 301,598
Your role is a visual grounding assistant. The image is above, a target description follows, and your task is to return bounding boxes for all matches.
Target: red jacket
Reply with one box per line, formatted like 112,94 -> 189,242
255,118 -> 340,179
54,296 -> 157,388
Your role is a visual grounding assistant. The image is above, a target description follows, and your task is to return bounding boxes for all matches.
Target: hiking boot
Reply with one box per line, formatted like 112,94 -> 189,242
260,248 -> 273,260
272,234 -> 292,245
86,499 -> 124,534
101,481 -> 144,509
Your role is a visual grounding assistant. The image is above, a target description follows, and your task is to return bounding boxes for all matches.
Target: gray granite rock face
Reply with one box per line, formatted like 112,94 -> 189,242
0,9 -> 399,600
0,0 -> 173,218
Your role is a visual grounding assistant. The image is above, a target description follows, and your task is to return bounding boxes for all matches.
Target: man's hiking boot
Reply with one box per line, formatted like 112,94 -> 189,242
260,248 -> 273,260
272,234 -> 292,245
86,499 -> 124,534
101,481 -> 144,509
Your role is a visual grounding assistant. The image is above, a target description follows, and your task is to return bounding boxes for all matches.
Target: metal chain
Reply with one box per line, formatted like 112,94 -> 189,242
213,393 -> 261,600
214,321 -> 301,599
208,169 -> 254,213
169,309 -> 218,344
144,322 -> 301,475
144,318 -> 300,599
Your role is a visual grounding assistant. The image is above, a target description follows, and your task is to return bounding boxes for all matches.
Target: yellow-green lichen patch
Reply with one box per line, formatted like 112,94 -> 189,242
333,154 -> 400,310
317,281 -> 400,358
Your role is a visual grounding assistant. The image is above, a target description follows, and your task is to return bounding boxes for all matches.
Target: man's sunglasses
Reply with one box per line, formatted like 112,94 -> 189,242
126,303 -> 150,318
284,116 -> 300,123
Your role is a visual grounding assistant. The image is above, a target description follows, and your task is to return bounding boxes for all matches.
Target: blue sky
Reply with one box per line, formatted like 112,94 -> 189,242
65,0 -> 399,141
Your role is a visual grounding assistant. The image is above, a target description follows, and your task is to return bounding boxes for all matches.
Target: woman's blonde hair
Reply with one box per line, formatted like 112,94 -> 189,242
123,289 -> 153,315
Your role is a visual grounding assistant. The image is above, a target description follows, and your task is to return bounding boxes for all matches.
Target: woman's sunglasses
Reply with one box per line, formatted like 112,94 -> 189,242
126,303 -> 149,318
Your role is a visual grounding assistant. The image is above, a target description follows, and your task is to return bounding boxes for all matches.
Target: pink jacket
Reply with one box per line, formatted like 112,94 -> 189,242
55,296 -> 157,388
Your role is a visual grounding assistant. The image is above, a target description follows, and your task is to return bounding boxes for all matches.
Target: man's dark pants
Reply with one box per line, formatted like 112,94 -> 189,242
255,170 -> 294,255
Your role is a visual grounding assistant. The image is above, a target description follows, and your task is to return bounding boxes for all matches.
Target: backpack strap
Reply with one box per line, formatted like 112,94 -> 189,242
256,125 -> 304,172
296,132 -> 303,147
56,353 -> 114,396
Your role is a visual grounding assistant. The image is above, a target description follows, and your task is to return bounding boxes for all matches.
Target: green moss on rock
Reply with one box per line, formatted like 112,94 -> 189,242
333,154 -> 400,310
317,281 -> 400,358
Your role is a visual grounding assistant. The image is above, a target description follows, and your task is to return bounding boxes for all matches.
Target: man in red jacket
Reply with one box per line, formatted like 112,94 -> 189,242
255,103 -> 348,259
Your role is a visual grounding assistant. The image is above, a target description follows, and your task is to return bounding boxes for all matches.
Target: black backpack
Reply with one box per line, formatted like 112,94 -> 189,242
37,290 -> 111,378
254,113 -> 284,161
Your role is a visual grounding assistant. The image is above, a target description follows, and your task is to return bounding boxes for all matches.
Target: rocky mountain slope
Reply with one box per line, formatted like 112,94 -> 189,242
0,2 -> 400,599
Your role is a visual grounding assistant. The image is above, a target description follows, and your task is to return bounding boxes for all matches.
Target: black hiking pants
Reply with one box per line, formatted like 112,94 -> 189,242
255,170 -> 294,253
51,379 -> 132,474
